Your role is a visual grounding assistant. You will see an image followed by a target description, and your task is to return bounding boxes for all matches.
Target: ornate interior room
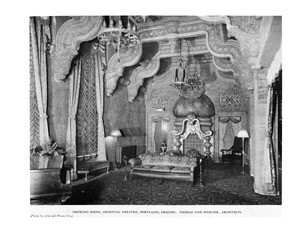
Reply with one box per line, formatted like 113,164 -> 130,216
29,15 -> 282,205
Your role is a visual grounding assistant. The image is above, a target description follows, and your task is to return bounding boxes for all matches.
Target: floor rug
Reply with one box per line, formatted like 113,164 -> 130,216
62,163 -> 282,205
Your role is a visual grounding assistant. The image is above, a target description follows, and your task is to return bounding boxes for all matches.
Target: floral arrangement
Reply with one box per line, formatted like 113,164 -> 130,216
31,139 -> 65,157
30,139 -> 66,169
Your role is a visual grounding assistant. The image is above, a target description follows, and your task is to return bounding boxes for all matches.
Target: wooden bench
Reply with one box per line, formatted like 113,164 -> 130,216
77,155 -> 110,181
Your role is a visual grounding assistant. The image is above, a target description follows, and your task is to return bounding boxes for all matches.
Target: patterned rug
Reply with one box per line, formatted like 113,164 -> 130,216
65,163 -> 281,205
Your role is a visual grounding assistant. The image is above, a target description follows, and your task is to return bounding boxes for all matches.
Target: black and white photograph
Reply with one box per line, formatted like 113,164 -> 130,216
29,15 -> 282,206
4,0 -> 300,236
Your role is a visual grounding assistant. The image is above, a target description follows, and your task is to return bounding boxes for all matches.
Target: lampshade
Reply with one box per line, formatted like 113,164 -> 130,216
237,130 -> 249,138
110,129 -> 122,137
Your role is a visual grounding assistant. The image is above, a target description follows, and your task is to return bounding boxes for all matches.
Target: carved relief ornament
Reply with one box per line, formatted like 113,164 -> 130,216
126,17 -> 250,102
51,16 -> 254,99
51,16 -> 103,82
199,16 -> 262,68
105,42 -> 143,96
138,17 -> 243,63
51,15 -> 144,97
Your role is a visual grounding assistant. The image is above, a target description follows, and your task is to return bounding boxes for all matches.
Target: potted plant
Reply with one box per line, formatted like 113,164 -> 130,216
31,139 -> 66,169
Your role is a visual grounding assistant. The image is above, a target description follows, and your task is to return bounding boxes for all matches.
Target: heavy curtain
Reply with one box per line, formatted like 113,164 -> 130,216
29,17 -> 50,146
94,51 -> 107,161
66,58 -> 82,171
254,44 -> 281,196
76,43 -> 98,156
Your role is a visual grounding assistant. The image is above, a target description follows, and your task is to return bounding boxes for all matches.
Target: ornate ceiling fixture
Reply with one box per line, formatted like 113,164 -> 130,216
171,56 -> 206,99
97,16 -> 140,53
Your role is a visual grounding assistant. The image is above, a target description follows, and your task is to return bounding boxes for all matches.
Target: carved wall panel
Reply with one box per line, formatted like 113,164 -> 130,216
218,85 -> 248,112
219,92 -> 241,108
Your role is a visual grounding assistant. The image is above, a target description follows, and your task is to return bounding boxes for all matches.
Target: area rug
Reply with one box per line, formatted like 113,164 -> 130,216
66,163 -> 281,205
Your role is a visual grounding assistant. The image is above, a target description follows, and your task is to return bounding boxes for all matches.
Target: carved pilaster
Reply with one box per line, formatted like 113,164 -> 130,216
199,117 -> 213,157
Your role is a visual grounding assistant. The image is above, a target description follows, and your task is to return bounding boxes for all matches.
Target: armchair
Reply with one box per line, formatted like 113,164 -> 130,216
221,137 -> 243,165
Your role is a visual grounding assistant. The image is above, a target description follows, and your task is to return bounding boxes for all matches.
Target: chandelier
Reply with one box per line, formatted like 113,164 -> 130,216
171,57 -> 206,99
97,16 -> 140,53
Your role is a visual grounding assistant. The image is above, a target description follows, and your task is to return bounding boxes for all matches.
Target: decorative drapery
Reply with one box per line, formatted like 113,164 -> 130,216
219,116 -> 241,124
76,44 -> 98,156
94,51 -> 107,161
253,45 -> 281,196
231,120 -> 242,137
219,116 -> 242,151
266,84 -> 277,193
66,58 -> 82,171
29,17 -> 50,145
254,84 -> 277,195
223,121 -> 235,150
218,122 -> 227,152
30,30 -> 40,149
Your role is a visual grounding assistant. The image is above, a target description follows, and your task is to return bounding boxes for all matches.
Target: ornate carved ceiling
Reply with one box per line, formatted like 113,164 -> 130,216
51,15 -> 263,101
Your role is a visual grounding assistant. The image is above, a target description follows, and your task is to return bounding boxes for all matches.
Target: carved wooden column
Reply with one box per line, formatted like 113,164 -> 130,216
199,117 -> 213,157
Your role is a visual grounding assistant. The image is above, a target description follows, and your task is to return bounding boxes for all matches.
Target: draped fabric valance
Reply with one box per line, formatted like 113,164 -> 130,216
219,116 -> 241,124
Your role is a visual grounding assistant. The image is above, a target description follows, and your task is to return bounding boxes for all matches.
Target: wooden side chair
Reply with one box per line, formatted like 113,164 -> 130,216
221,137 -> 243,165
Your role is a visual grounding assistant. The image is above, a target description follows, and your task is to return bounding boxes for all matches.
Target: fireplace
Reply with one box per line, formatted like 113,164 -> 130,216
116,146 -> 137,166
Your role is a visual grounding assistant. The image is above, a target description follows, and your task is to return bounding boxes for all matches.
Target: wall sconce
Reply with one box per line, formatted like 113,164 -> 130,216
237,130 -> 249,174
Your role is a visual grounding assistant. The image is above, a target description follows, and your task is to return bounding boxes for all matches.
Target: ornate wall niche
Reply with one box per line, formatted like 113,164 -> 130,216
214,111 -> 248,162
